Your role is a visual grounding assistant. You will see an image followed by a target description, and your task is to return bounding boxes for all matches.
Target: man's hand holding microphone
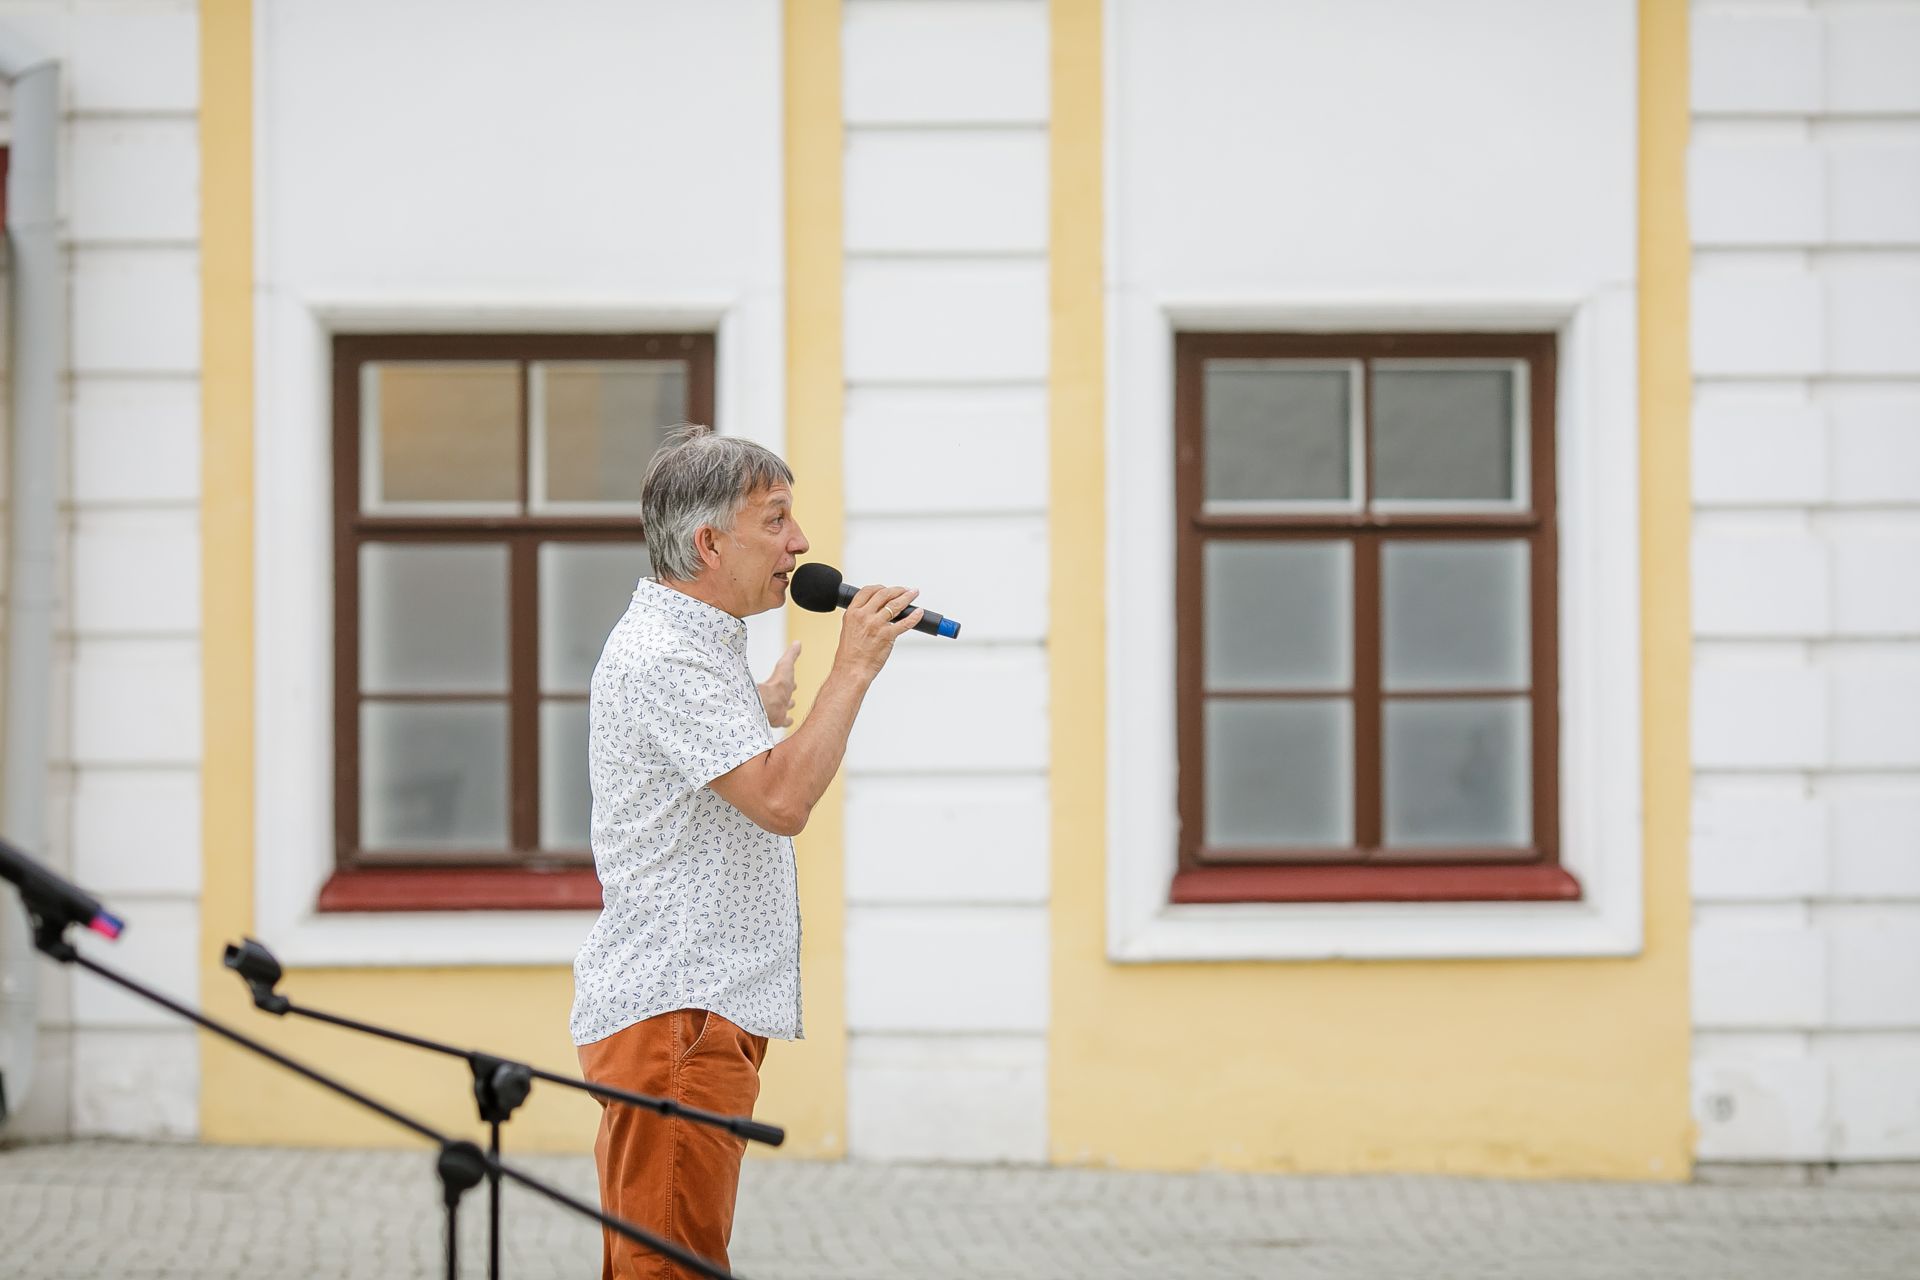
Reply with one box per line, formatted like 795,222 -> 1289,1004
720,564 -> 957,836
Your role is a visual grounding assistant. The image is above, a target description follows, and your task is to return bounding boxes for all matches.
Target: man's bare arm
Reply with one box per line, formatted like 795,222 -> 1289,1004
710,585 -> 921,836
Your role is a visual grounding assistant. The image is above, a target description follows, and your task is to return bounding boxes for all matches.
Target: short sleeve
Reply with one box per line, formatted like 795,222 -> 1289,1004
634,648 -> 773,788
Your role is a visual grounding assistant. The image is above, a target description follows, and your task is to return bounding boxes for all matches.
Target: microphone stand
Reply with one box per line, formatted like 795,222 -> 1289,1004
5,871 -> 747,1280
221,938 -> 784,1280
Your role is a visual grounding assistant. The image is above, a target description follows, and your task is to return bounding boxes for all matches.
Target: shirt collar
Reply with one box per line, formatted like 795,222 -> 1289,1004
636,577 -> 749,653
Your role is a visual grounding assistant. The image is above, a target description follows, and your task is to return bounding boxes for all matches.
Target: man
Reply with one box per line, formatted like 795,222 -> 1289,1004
571,424 -> 921,1279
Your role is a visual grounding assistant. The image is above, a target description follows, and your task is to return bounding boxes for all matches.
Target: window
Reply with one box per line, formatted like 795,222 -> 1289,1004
1173,333 -> 1570,904
325,333 -> 714,912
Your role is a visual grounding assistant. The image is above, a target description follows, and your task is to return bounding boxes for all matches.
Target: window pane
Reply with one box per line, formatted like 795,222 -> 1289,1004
1205,699 -> 1352,850
541,700 -> 590,850
365,363 -> 520,508
361,702 -> 509,852
1204,361 -> 1356,505
534,361 -> 687,508
1383,699 -> 1530,848
1382,541 -> 1530,691
539,542 -> 649,694
1205,541 -> 1351,690
1373,365 -> 1519,503
361,543 -> 510,694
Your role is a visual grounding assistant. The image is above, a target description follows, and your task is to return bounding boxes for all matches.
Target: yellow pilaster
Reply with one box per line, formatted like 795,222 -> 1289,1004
759,0 -> 849,1159
198,0 -> 258,1122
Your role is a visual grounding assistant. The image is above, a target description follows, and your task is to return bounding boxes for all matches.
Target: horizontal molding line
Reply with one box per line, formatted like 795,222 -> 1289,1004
844,767 -> 1052,775
1700,1030 -> 1920,1043
846,508 -> 1048,524
848,899 -> 1051,910
1694,768 -> 1920,781
1,109 -> 201,124
845,248 -> 1048,262
846,507 -> 1049,522
1694,241 -> 1920,255
1696,897 -> 1920,908
62,890 -> 200,905
868,641 -> 1047,654
1696,1026 -> 1920,1037
59,761 -> 201,774
31,1021 -> 202,1036
843,119 -> 1049,135
848,1027 -> 1050,1040
844,377 -> 1049,391
847,1030 -> 1049,1042
1699,375 -> 1920,385
1696,634 -> 1920,645
61,502 -> 204,516
67,370 -> 204,383
1693,110 -> 1920,125
1694,504 -> 1920,515
1694,636 -> 1920,652
68,238 -> 200,252
1694,246 -> 1920,262
61,634 -> 204,647
846,767 -> 1050,780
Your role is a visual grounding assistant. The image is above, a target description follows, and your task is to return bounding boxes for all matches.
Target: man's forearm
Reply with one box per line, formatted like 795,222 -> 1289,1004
763,664 -> 873,819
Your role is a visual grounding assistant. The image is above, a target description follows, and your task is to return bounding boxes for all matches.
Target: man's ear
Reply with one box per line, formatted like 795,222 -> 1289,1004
691,524 -> 719,568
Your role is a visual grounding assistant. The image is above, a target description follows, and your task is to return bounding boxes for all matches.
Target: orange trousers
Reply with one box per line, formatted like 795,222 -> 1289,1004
577,1009 -> 769,1280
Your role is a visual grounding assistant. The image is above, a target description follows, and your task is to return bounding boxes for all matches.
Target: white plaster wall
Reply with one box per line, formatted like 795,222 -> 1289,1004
0,0 -> 203,1141
1690,0 -> 1920,1165
251,0 -> 785,967
839,0 -> 1052,1165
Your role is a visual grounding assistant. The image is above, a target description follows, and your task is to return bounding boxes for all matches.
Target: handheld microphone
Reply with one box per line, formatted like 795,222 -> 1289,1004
790,563 -> 961,639
0,837 -> 125,940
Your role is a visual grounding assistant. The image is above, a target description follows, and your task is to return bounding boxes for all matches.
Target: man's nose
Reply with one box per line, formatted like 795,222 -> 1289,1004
790,520 -> 810,555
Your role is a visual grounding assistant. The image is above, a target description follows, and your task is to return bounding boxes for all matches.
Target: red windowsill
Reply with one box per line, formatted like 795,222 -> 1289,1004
318,865 -> 603,913
1170,862 -> 1583,905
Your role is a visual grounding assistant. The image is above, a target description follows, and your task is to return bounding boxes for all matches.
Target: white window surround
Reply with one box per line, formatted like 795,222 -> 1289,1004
253,296 -> 788,967
1105,289 -> 1645,962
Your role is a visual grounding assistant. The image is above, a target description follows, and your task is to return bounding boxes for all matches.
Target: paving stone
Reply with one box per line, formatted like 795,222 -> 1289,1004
1,1141 -> 1918,1278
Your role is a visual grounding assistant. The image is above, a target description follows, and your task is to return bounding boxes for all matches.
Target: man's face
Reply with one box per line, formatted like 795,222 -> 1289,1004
710,483 -> 809,617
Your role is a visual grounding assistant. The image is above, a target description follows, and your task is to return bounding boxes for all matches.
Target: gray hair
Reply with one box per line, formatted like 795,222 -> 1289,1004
641,424 -> 795,581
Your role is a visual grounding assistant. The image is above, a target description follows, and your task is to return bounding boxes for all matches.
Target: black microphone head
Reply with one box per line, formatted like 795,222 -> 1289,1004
790,562 -> 843,613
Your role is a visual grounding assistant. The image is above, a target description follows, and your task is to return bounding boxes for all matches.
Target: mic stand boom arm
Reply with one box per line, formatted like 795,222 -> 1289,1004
225,937 -> 784,1146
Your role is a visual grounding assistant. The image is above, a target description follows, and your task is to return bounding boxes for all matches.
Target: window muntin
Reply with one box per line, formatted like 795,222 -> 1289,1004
1177,333 -> 1558,891
333,333 -> 713,887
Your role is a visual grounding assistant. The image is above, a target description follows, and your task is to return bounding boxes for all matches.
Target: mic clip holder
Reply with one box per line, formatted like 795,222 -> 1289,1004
471,1053 -> 533,1126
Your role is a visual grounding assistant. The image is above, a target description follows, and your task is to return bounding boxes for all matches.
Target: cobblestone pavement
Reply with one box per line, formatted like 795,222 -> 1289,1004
2,1141 -> 1918,1279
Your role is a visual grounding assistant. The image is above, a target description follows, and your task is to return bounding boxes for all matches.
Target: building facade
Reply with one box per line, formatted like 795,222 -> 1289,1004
0,0 -> 1914,1177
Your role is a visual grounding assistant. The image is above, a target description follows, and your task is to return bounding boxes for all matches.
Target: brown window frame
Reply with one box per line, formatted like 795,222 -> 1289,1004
1172,332 -> 1573,905
326,332 -> 715,913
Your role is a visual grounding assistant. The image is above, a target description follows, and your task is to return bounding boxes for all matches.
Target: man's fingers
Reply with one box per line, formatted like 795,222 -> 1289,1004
775,641 -> 802,678
888,607 -> 926,636
873,587 -> 918,618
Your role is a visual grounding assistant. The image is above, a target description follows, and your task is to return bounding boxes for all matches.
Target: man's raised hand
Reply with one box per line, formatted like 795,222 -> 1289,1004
758,640 -> 803,728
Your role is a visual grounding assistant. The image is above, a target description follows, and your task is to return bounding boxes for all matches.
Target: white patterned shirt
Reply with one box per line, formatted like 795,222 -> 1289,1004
570,578 -> 803,1045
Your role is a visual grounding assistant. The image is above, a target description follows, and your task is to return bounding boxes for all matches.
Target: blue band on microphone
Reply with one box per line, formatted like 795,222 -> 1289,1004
937,618 -> 960,639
